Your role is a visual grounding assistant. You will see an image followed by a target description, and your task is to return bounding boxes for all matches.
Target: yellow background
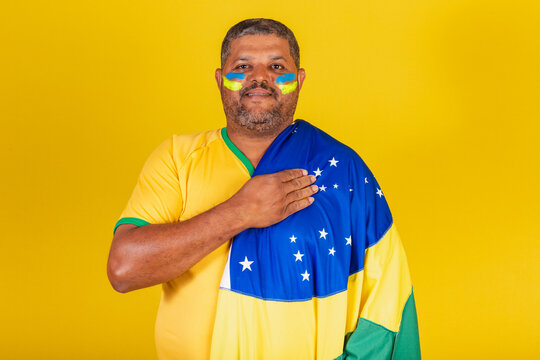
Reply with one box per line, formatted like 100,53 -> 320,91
1,0 -> 539,358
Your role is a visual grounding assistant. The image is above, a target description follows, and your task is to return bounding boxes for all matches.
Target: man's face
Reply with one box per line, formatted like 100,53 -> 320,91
216,34 -> 305,136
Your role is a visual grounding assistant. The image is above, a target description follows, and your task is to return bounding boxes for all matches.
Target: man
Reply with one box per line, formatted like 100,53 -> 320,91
108,18 -> 420,360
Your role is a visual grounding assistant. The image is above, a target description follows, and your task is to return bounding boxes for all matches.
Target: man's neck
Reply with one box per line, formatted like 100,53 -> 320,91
226,121 -> 293,169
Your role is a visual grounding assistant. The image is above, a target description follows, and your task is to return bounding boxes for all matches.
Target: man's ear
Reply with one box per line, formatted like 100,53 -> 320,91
215,69 -> 223,91
297,68 -> 306,91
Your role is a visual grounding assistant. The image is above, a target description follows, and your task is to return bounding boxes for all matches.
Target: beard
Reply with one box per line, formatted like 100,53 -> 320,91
222,81 -> 298,137
233,102 -> 285,133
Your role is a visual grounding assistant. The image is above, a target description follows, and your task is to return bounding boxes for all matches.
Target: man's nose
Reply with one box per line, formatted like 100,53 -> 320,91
249,64 -> 270,84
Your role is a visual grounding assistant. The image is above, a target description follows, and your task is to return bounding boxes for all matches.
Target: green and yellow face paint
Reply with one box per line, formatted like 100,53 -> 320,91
223,72 -> 245,91
275,73 -> 298,94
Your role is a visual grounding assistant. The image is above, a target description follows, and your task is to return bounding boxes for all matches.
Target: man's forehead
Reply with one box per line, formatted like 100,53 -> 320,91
228,35 -> 291,58
232,55 -> 288,62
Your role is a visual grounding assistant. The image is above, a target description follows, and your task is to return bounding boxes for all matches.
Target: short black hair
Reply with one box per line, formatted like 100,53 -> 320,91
221,18 -> 300,69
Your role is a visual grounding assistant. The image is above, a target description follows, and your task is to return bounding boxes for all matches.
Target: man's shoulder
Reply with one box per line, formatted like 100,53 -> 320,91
145,128 -> 224,168
297,120 -> 365,164
170,127 -> 223,153
294,119 -> 381,186
151,128 -> 222,161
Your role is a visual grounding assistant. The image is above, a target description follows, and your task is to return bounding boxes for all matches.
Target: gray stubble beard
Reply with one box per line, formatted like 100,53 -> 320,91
223,93 -> 298,137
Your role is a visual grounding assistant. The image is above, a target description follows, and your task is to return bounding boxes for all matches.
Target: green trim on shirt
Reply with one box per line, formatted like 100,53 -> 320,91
113,217 -> 151,235
221,127 -> 254,176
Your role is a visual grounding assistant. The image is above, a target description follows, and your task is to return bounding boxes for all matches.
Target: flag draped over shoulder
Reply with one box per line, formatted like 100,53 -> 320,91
210,120 -> 420,360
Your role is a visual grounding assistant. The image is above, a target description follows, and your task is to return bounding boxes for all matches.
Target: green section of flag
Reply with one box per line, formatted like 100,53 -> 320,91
335,291 -> 420,360
392,292 -> 421,359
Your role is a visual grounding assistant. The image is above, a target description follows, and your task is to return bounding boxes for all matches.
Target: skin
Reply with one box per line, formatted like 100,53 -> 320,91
107,34 -> 314,293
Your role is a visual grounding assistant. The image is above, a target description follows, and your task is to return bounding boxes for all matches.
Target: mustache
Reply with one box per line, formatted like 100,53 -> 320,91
240,81 -> 277,98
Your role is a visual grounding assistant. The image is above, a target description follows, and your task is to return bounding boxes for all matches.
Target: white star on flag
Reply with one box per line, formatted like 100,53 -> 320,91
333,184 -> 339,189
313,168 -> 323,177
293,250 -> 304,262
319,228 -> 328,239
376,188 -> 384,198
319,185 -> 327,192
289,235 -> 297,243
345,236 -> 352,245
365,177 -> 368,184
329,247 -> 336,256
239,256 -> 254,272
329,157 -> 339,167
301,270 -> 310,281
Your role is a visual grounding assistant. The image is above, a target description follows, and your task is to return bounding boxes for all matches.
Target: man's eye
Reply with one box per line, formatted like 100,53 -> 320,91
272,64 -> 283,70
236,64 -> 248,69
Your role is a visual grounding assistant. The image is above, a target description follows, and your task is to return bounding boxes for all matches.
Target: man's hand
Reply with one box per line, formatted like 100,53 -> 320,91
227,169 -> 318,228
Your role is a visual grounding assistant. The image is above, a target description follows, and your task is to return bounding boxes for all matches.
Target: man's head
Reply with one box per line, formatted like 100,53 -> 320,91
220,18 -> 300,70
216,19 -> 305,137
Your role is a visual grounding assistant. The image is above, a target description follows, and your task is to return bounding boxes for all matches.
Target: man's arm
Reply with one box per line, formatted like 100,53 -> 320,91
107,169 -> 318,293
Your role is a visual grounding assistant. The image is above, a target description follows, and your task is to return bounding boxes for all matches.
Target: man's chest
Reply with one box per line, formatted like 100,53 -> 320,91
178,146 -> 251,221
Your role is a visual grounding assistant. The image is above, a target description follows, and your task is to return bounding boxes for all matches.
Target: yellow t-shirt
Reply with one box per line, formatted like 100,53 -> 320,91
115,128 -> 252,360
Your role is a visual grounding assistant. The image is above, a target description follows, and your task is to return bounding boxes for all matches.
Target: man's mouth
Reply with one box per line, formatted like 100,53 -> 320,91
245,90 -> 272,97
240,82 -> 277,99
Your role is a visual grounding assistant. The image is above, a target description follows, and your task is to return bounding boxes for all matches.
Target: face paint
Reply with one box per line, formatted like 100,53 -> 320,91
223,72 -> 245,91
226,72 -> 246,80
275,73 -> 295,84
277,81 -> 298,94
275,73 -> 298,95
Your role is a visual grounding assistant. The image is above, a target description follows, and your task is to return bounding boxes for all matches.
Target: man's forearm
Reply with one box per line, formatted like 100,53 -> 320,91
107,199 -> 248,293
107,169 -> 317,293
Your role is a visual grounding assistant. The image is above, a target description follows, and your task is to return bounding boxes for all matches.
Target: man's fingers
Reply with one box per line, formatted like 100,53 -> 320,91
284,197 -> 315,218
240,169 -> 317,228
283,174 -> 316,193
287,184 -> 318,202
277,169 -> 307,182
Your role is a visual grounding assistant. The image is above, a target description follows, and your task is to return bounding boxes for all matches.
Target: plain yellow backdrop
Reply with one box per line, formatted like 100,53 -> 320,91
1,0 -> 539,359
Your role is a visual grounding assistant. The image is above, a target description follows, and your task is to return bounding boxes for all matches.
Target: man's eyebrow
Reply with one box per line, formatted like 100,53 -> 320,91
269,56 -> 286,61
232,56 -> 253,62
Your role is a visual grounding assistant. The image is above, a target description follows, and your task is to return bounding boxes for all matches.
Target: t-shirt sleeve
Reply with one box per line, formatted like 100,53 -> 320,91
113,136 -> 183,234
